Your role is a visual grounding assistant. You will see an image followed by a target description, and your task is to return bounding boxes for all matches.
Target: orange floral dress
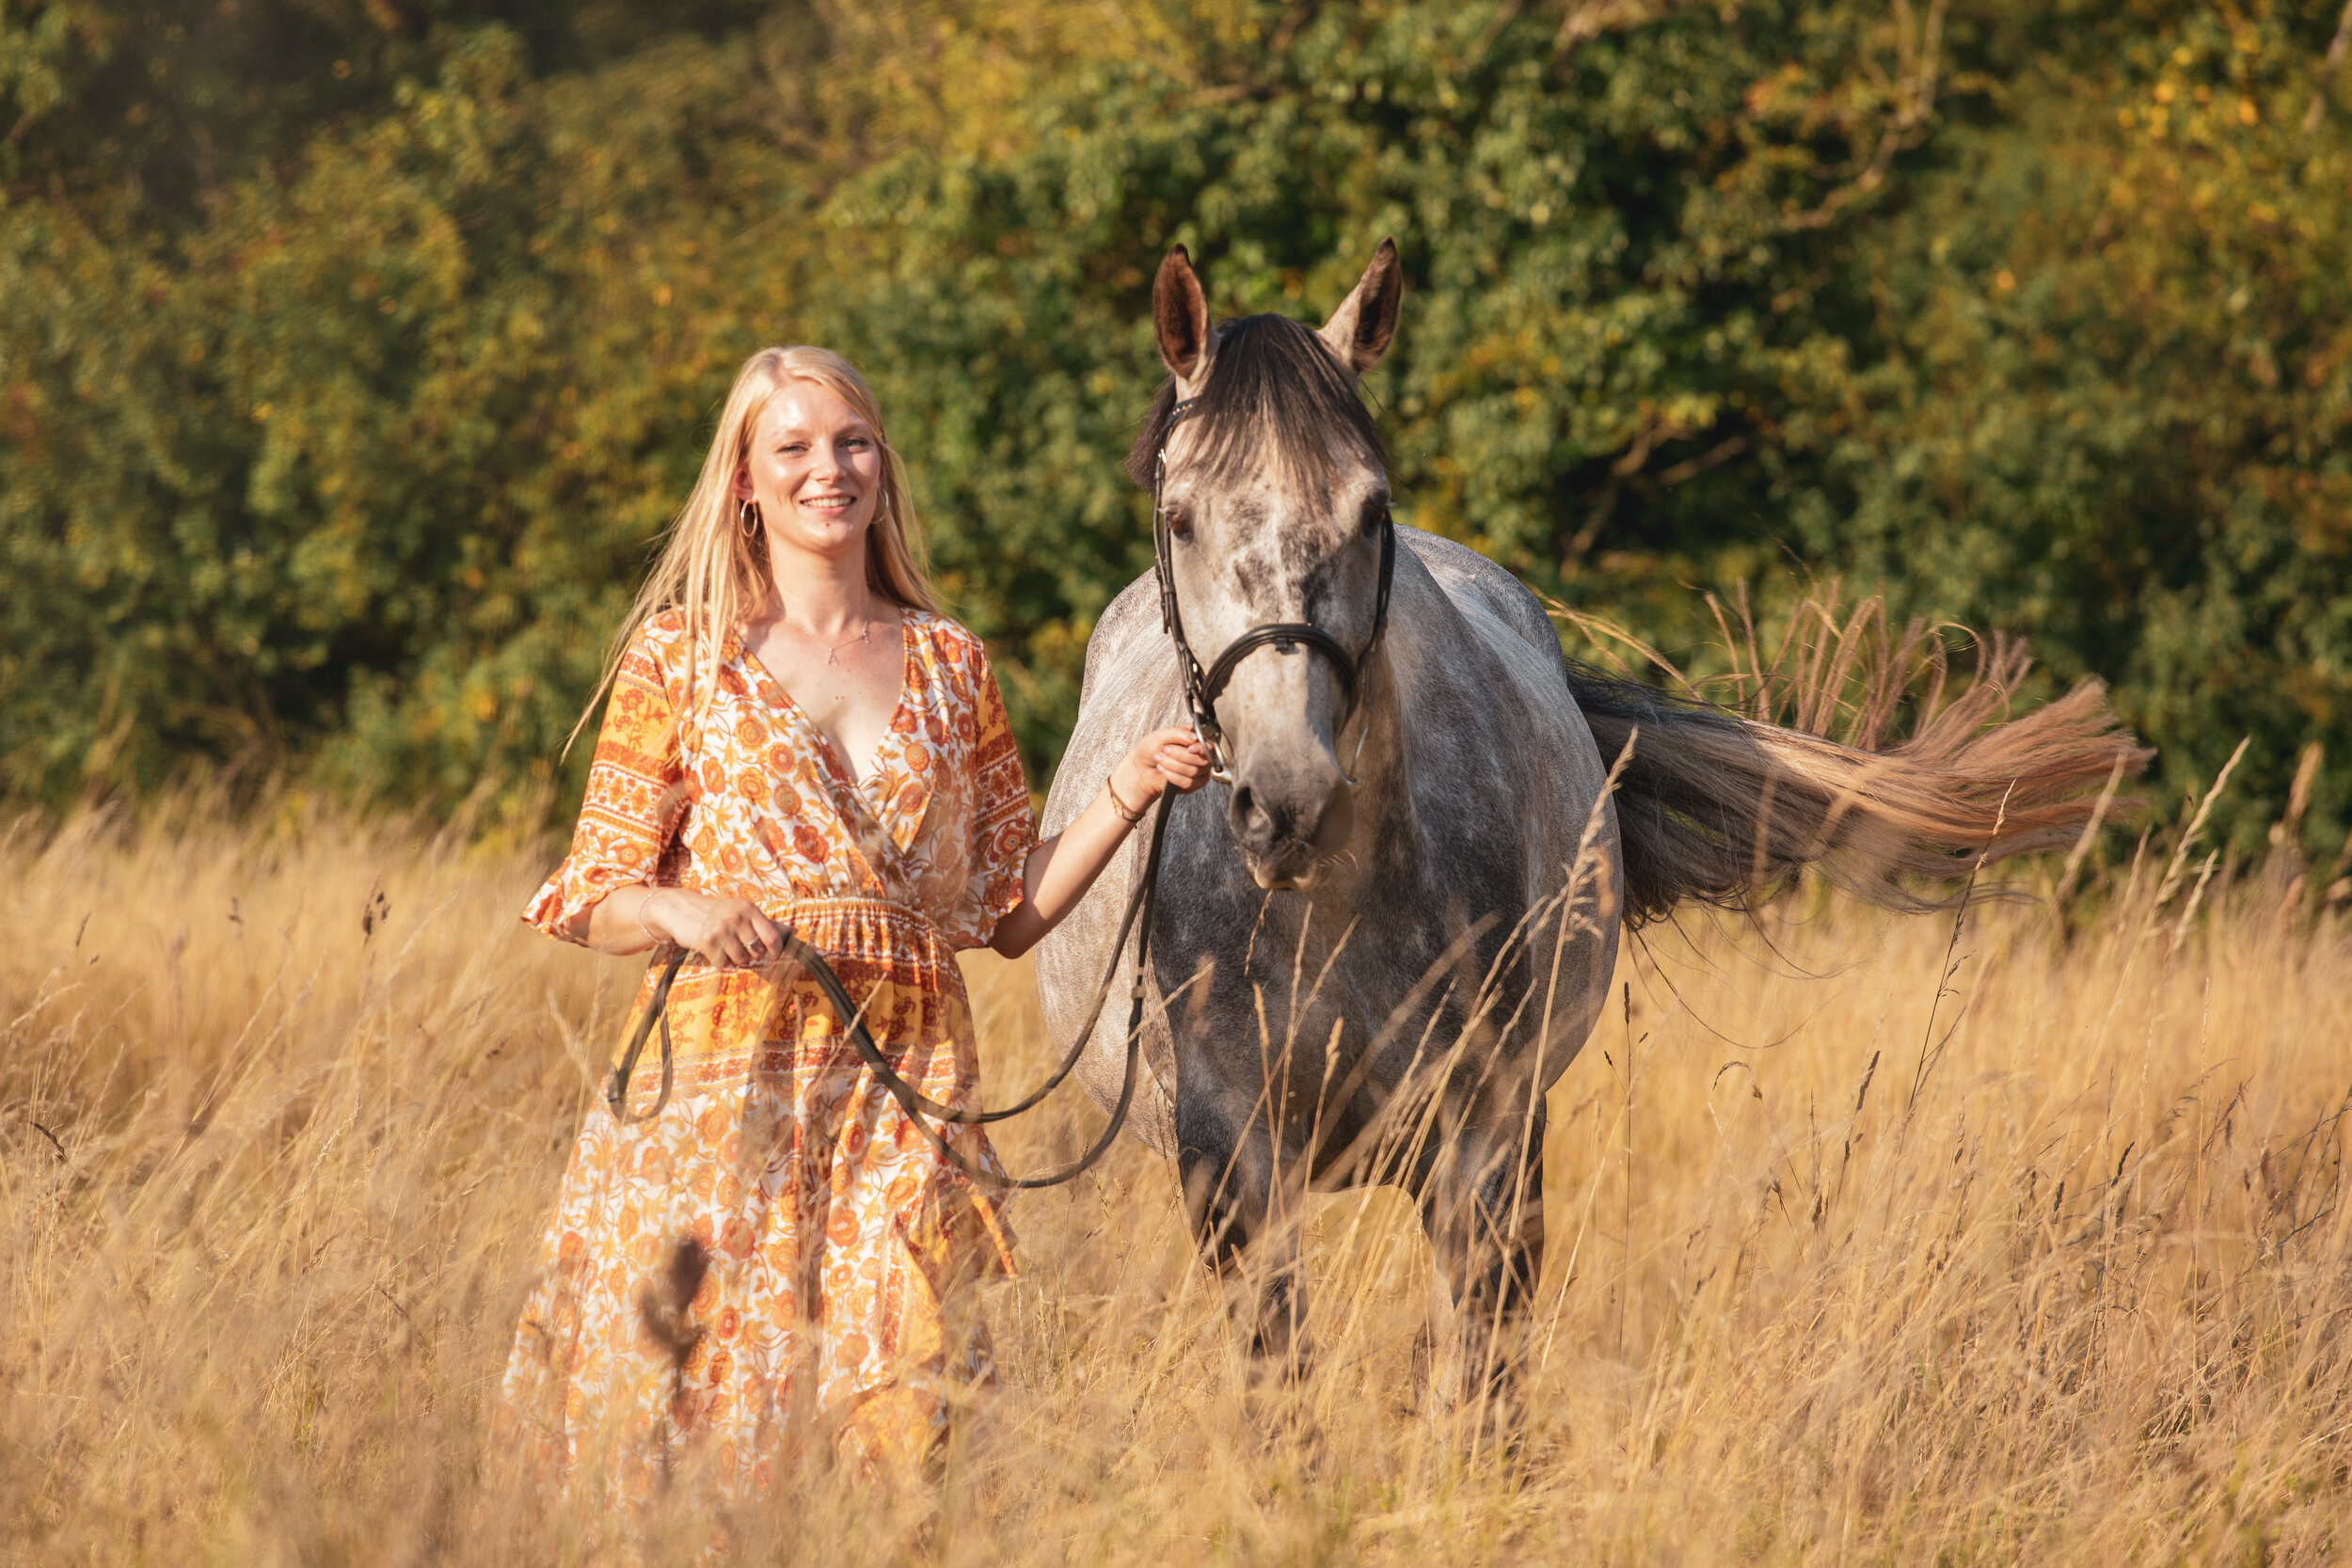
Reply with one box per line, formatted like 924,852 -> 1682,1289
499,607 -> 1033,1497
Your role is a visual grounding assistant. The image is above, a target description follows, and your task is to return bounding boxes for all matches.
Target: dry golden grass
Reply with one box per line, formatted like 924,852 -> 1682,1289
5,796 -> 2350,1564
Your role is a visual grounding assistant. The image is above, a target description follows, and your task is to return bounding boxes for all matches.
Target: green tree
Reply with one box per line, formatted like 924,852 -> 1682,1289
807,0 -> 2352,848
4,0 -> 2348,858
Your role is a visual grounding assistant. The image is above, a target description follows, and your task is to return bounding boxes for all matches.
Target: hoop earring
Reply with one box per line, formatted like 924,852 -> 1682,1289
739,499 -> 761,536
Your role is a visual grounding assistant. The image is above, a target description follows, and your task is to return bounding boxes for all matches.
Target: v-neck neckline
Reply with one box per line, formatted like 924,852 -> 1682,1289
739,610 -> 919,792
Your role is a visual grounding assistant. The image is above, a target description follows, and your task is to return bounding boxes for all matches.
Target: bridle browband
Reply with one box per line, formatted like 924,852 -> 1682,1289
1151,395 -> 1397,784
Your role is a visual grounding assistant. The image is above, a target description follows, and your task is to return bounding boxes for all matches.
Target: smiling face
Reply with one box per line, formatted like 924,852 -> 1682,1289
734,381 -> 886,567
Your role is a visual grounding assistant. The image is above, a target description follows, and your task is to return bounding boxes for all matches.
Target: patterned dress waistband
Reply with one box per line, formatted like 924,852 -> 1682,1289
758,896 -> 951,967
779,895 -> 928,920
769,895 -> 939,935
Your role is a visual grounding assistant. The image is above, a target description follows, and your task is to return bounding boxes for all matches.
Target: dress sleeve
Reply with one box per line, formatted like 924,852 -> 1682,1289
522,626 -> 689,944
951,649 -> 1037,951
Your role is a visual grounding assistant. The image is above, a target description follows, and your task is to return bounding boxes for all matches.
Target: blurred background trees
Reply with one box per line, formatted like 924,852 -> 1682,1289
5,0 -> 2348,851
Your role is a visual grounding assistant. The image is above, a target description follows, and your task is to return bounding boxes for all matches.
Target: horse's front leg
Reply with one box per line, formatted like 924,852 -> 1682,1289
1417,1105 -> 1546,1433
1177,1109 -> 1313,1385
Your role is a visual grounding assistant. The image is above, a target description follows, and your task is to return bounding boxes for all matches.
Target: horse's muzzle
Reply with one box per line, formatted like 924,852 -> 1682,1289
1228,765 -> 1355,890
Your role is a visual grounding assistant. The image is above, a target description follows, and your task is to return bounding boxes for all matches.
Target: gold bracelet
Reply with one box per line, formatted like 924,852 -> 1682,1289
1104,774 -> 1147,825
637,889 -> 662,947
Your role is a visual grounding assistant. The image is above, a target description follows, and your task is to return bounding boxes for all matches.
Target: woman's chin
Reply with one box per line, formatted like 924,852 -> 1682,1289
768,513 -> 875,561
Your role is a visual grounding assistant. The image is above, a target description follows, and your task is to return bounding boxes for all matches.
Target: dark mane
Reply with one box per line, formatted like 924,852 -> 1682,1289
1123,314 -> 1386,489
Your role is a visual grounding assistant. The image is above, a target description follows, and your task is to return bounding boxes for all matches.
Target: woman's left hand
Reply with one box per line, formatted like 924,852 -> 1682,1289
1114,726 -> 1213,811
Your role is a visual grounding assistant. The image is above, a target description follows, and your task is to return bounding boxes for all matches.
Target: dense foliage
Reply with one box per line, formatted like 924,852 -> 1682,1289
5,0 -> 2349,849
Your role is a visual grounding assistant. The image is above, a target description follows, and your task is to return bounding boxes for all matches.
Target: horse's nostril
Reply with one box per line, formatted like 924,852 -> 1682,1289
1231,784 -> 1276,848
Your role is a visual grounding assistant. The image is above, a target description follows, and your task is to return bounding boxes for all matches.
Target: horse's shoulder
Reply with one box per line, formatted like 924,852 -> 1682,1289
1399,528 -> 1561,658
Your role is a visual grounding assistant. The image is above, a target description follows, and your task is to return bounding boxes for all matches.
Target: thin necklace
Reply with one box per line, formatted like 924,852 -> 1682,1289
823,623 -> 871,668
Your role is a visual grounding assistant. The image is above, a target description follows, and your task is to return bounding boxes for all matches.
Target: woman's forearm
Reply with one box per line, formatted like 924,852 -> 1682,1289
987,783 -> 1137,959
584,883 -> 665,956
989,731 -> 1206,959
585,883 -> 787,967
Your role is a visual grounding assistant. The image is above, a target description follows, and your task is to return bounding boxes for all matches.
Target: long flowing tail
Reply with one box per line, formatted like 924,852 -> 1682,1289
1555,593 -> 2151,927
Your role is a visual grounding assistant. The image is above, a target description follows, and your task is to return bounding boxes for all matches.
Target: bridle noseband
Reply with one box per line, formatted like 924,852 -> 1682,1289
1151,396 -> 1397,784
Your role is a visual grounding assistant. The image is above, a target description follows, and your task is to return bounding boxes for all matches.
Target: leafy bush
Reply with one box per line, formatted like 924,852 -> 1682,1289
4,1 -> 2348,848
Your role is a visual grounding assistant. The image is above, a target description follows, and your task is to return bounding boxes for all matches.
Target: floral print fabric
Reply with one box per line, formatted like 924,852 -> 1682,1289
498,608 -> 1033,1496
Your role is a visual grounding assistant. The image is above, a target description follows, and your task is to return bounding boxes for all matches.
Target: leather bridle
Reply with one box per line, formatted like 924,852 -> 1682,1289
1151,396 -> 1396,784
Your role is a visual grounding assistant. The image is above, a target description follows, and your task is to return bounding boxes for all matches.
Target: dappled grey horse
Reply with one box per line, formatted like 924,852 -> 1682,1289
1036,241 -> 2139,1405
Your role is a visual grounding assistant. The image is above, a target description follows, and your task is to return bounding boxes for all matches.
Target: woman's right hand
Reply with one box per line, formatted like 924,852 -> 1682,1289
642,888 -> 788,968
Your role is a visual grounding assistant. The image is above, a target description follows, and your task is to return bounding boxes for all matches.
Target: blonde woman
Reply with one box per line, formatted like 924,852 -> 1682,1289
498,346 -> 1206,1496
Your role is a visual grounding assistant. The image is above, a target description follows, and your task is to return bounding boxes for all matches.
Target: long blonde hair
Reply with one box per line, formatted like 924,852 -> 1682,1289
571,346 -> 939,749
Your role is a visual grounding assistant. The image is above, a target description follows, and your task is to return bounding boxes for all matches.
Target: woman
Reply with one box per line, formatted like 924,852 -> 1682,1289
497,346 -> 1206,1499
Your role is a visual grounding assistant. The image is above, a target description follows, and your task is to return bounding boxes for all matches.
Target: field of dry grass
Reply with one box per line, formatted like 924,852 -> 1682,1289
6,793 -> 2350,1565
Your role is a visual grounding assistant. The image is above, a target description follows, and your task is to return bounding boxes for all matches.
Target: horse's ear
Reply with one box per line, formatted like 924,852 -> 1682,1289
1317,237 -> 1402,374
1153,245 -> 1215,388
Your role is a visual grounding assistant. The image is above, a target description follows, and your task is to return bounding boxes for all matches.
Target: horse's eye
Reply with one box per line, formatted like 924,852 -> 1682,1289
1163,502 -> 1193,540
1360,498 -> 1390,537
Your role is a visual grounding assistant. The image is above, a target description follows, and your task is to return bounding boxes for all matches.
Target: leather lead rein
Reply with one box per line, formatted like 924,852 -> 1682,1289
606,795 -> 1175,1191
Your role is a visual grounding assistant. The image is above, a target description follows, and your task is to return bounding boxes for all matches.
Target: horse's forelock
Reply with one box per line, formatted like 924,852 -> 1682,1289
1123,314 -> 1386,492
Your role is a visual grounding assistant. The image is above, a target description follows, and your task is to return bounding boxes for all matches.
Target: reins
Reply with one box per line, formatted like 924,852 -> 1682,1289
602,388 -> 1391,1191
607,790 -> 1174,1190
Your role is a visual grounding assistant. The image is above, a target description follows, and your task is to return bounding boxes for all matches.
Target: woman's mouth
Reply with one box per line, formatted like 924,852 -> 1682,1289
800,493 -> 857,514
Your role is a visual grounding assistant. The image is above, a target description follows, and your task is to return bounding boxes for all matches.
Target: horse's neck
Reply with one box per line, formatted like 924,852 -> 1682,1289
1310,567 -> 1497,915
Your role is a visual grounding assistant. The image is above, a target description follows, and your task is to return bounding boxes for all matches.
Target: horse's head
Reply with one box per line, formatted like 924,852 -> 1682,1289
1128,241 -> 1403,892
